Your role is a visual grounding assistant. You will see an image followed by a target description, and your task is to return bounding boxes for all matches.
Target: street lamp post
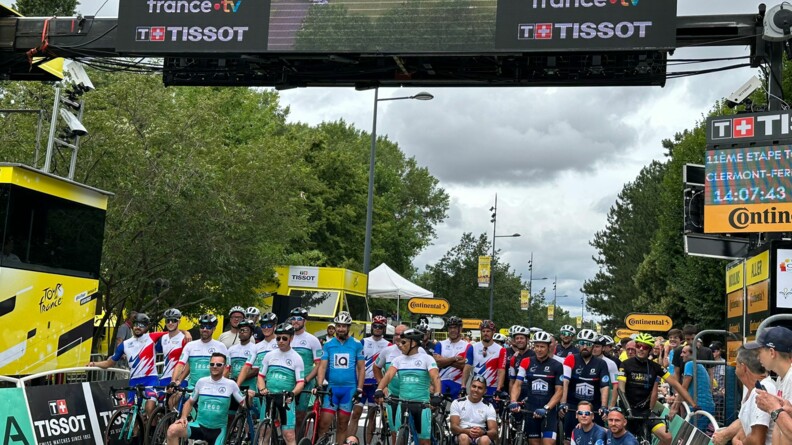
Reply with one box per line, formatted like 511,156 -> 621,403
581,294 -> 586,327
363,88 -> 433,276
527,252 -> 548,327
550,275 -> 568,321
489,194 -> 520,320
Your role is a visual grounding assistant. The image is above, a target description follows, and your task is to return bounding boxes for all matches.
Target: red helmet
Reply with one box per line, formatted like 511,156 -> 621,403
480,320 -> 496,330
372,315 -> 387,326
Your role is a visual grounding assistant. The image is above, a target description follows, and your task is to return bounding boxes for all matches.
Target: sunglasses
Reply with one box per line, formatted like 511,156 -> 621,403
261,323 -> 275,329
166,319 -> 179,324
577,341 -> 593,347
133,323 -> 148,328
200,324 -> 215,330
482,346 -> 488,357
636,344 -> 652,351
577,410 -> 592,416
291,316 -> 305,321
343,441 -> 359,445
209,362 -> 225,368
399,339 -> 410,345
276,336 -> 290,342
609,406 -> 624,413
561,331 -> 573,336
471,375 -> 487,384
372,324 -> 385,330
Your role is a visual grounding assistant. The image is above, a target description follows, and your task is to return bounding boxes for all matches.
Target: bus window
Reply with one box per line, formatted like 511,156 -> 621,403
2,184 -> 105,278
272,290 -> 340,320
345,293 -> 369,322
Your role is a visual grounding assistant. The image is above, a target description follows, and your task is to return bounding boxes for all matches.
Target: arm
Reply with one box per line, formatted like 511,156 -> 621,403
663,374 -> 695,407
172,362 -> 190,385
356,359 -> 365,390
461,364 -> 472,389
377,366 -> 398,391
293,381 -> 305,396
305,359 -> 320,383
315,360 -> 328,387
485,419 -> 498,441
497,367 -> 505,392
373,363 -> 384,383
608,382 -> 619,409
88,357 -> 117,369
449,415 -> 467,436
236,364 -> 250,387
548,384 -> 563,409
178,397 -> 195,423
560,377 -> 569,406
429,368 -> 441,394
742,425 -> 769,445
711,419 -> 743,445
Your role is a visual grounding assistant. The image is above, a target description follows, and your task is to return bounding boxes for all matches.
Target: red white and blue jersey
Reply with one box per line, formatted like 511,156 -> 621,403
111,332 -> 168,381
362,336 -> 391,385
157,332 -> 186,380
465,341 -> 506,394
434,338 -> 470,384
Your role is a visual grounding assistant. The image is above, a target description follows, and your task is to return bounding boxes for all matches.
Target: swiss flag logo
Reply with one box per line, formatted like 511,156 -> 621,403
150,27 -> 166,42
733,117 -> 754,138
535,23 -> 553,40
48,399 -> 68,415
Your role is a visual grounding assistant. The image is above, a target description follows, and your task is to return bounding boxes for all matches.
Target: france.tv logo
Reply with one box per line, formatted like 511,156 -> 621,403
146,0 -> 244,14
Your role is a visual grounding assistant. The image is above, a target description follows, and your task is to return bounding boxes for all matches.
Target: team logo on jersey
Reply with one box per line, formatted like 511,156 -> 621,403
335,353 -> 350,368
209,347 -> 216,353
575,368 -> 582,375
286,359 -> 293,366
603,375 -> 610,384
575,383 -> 594,400
415,360 -> 423,366
590,368 -> 596,375
544,366 -> 550,372
531,380 -> 549,393
300,340 -> 307,345
219,387 -> 227,394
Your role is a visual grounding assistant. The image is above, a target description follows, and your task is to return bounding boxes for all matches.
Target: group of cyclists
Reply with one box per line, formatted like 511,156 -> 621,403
90,306 -> 700,445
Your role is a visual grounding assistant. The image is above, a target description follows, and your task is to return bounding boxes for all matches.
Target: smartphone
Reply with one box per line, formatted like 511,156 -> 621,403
755,381 -> 766,391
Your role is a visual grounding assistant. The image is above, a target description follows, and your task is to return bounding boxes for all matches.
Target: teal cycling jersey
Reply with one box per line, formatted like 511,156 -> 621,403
259,348 -> 305,393
321,337 -> 364,387
391,351 -> 437,402
177,339 -> 229,388
290,332 -> 322,377
228,341 -> 257,388
190,376 -> 245,429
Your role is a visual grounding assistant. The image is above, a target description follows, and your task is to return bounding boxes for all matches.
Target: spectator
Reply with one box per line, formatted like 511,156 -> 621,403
115,310 -> 138,368
680,344 -> 716,431
711,346 -> 774,445
219,306 -> 245,348
342,436 -> 360,445
625,341 -> 636,360
665,329 -> 682,370
650,337 -> 664,364
749,326 -> 792,443
710,341 -> 727,405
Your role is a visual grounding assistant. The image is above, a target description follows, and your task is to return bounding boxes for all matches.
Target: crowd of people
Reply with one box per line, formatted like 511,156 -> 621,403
91,306 -> 792,445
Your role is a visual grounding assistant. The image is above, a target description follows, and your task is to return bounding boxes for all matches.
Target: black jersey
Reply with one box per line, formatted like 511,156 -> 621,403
562,354 -> 611,407
555,342 -> 579,358
617,357 -> 670,410
516,356 -> 563,410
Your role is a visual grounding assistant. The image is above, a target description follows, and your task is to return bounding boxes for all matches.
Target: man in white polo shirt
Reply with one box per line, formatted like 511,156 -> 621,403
450,375 -> 497,445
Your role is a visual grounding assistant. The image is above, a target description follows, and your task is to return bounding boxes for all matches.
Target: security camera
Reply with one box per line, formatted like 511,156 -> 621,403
63,60 -> 94,92
726,76 -> 762,107
59,108 -> 88,137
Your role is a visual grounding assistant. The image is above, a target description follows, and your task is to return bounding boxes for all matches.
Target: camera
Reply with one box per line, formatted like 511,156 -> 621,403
59,108 -> 88,137
63,60 -> 95,93
726,76 -> 761,108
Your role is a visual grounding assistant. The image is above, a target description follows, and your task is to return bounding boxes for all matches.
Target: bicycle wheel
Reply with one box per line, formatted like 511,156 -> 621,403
363,405 -> 379,445
150,411 -> 178,445
255,421 -> 272,445
145,406 -> 167,444
299,412 -> 317,443
431,417 -> 445,445
395,425 -> 412,445
226,411 -> 248,445
105,405 -> 145,445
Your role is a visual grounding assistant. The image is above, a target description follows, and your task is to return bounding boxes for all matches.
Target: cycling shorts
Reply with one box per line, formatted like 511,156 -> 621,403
523,408 -> 557,440
269,395 -> 297,431
187,422 -> 226,445
128,376 -> 159,403
358,384 -> 378,405
626,409 -> 664,437
440,380 -> 463,399
386,399 -> 401,432
403,402 -> 433,441
323,386 -> 355,415
296,380 -> 315,412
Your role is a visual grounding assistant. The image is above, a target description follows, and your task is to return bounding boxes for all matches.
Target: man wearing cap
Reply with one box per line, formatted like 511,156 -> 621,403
323,323 -> 336,344
749,326 -> 792,444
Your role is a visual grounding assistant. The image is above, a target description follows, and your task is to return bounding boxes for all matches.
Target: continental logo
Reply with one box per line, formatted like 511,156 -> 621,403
728,206 -> 792,229
406,298 -> 450,315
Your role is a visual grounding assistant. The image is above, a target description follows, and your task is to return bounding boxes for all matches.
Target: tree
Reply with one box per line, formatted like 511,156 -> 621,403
12,0 -> 77,16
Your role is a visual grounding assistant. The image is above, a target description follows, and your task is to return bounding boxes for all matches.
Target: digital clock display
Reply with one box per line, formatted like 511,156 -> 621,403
704,145 -> 792,233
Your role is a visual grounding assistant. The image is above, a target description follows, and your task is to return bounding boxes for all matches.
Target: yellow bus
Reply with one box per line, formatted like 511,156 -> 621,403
0,163 -> 110,375
262,266 -> 370,338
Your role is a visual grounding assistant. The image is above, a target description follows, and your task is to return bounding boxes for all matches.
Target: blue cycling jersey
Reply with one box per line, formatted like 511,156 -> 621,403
321,337 -> 364,387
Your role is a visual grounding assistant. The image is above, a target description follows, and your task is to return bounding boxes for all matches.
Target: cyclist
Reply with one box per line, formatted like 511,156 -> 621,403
219,306 -> 246,348
288,307 -> 323,429
350,315 -> 391,439
238,312 -> 278,391
450,375 -> 498,445
509,330 -> 563,445
493,333 -> 507,347
158,308 -> 188,388
433,315 -> 470,399
257,323 -> 305,445
560,329 -> 611,443
228,320 -> 258,390
617,333 -> 696,445
172,314 -> 229,389
592,335 -> 620,408
569,401 -> 606,445
506,326 -> 533,394
556,325 -> 579,358
315,311 -> 365,445
375,328 -> 442,445
605,408 -> 639,445
88,313 -> 165,415
600,334 -> 621,368
322,323 -> 336,344
245,306 -> 265,343
373,324 -> 416,443
463,320 -> 506,396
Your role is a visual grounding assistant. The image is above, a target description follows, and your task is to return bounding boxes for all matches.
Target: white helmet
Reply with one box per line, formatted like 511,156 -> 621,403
229,306 -> 245,316
493,333 -> 507,343
511,325 -> 530,338
333,311 -> 353,325
245,307 -> 261,318
577,329 -> 599,342
560,325 -> 576,335
533,331 -> 554,343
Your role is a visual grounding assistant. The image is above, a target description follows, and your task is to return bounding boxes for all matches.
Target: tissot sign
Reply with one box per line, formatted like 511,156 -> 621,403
495,0 -> 676,51
117,0 -> 270,53
707,111 -> 792,146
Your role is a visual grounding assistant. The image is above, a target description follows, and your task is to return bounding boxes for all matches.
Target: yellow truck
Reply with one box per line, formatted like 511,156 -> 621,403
262,266 -> 370,338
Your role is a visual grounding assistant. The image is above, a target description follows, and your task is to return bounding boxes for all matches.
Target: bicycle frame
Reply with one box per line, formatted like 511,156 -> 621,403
109,385 -> 149,441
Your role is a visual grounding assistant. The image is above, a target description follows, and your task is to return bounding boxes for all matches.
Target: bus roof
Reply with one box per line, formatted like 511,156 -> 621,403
0,163 -> 112,210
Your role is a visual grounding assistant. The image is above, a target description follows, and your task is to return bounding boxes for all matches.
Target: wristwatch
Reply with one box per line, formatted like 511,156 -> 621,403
771,408 -> 784,421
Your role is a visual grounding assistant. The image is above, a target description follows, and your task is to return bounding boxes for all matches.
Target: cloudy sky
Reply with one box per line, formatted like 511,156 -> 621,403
2,0 -> 770,319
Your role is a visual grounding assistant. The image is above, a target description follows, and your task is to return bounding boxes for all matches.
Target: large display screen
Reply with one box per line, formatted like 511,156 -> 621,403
704,146 -> 792,233
117,0 -> 676,53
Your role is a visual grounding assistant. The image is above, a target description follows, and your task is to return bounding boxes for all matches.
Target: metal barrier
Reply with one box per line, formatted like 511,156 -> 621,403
691,329 -> 739,426
17,366 -> 130,388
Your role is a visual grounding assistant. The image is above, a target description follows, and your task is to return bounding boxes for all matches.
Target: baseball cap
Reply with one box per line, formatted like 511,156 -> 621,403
744,326 -> 792,353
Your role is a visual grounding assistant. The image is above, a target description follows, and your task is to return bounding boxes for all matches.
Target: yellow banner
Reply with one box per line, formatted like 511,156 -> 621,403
547,305 -> 555,321
705,203 -> 792,233
520,289 -> 529,310
478,256 -> 491,288
726,262 -> 743,293
462,319 -> 482,329
576,316 -> 582,329
746,250 -> 770,285
727,290 -> 743,319
747,281 -> 770,314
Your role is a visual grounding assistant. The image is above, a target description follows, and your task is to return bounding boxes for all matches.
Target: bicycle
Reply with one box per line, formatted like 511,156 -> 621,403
149,386 -> 191,445
297,388 -> 333,445
363,401 -> 391,445
387,396 -> 446,445
255,391 -> 297,445
616,390 -> 669,445
105,385 -> 155,445
499,401 -> 531,445
226,388 -> 261,445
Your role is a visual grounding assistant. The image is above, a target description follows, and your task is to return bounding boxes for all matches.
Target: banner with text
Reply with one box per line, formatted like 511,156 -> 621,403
478,256 -> 491,288
777,249 -> 792,309
547,305 -> 554,321
520,289 -> 529,310
0,388 -> 36,445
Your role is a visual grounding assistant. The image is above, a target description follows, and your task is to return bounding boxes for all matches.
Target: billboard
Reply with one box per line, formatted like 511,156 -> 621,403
118,0 -> 676,53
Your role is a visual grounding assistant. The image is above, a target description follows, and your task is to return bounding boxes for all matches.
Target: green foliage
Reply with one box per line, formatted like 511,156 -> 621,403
12,0 -> 77,16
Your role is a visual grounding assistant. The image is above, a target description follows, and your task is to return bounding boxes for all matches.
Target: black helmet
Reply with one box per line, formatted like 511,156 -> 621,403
289,307 -> 309,319
260,312 -> 278,325
237,320 -> 254,331
446,316 -> 463,327
133,313 -> 151,326
709,341 -> 723,351
274,322 -> 295,336
198,314 -> 218,327
402,328 -> 424,342
163,308 -> 182,319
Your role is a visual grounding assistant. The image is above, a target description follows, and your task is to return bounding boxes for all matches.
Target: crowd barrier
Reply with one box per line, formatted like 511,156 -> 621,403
0,367 -> 129,445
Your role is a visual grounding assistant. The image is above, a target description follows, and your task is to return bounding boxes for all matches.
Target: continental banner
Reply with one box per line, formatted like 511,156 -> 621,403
705,203 -> 792,233
478,256 -> 491,289
747,280 -> 770,314
0,388 -> 36,445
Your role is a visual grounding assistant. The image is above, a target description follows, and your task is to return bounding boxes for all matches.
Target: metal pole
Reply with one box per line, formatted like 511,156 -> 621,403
363,87 -> 379,276
489,194 -> 497,320
43,86 -> 61,174
553,275 -> 557,313
528,252 -> 533,327
581,295 -> 585,326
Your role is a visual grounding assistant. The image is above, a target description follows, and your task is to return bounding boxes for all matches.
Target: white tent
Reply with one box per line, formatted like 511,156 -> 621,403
367,263 -> 433,319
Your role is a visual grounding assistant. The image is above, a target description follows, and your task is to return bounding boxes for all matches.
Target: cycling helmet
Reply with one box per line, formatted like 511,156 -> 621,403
512,325 -> 531,338
529,327 -> 543,333
402,328 -> 425,342
709,341 -> 723,351
577,329 -> 599,342
133,313 -> 151,326
229,306 -> 245,316
289,307 -> 309,319
237,320 -> 254,331
560,325 -> 576,335
480,320 -> 496,330
372,315 -> 388,326
163,308 -> 182,319
260,312 -> 278,325
446,316 -> 463,328
198,314 -> 218,327
532,331 -> 554,343
245,307 -> 261,318
334,311 -> 353,325
594,335 -> 610,346
493,333 -> 507,343
274,322 -> 295,335
635,333 -> 655,347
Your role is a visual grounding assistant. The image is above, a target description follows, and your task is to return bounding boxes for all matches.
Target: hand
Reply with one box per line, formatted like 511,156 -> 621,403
558,403 -> 570,415
458,388 -> 467,398
86,361 -> 95,367
710,429 -> 730,445
259,387 -> 269,395
355,388 -> 364,402
598,406 -> 609,417
430,394 -> 444,407
497,391 -> 510,401
374,389 -> 385,401
732,438 -> 744,445
533,408 -> 547,418
468,427 -> 482,438
176,418 -> 187,426
508,402 -> 521,412
755,389 -> 784,413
